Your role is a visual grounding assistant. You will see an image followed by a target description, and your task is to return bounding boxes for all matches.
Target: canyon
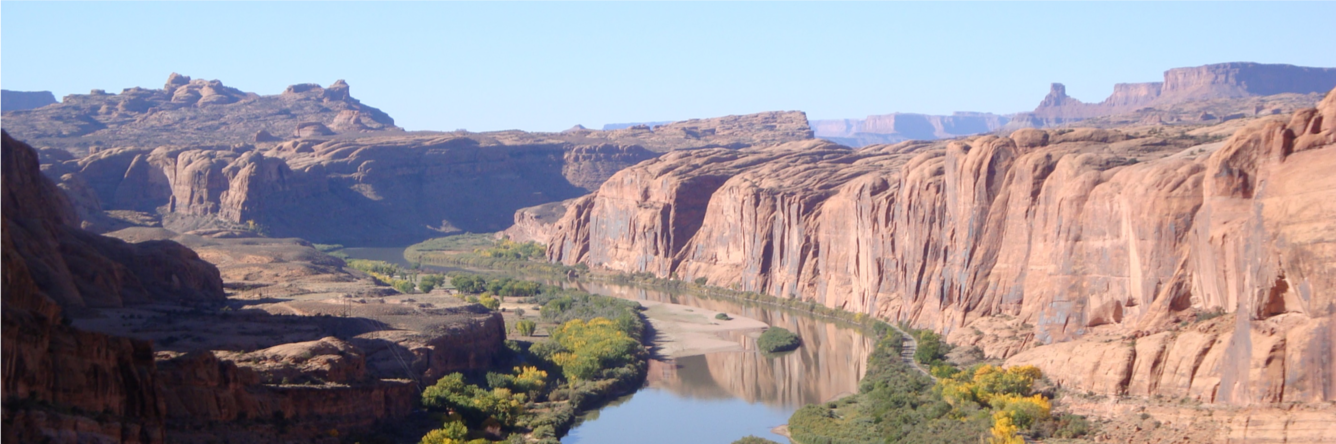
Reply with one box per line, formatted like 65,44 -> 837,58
543,89 -> 1336,442
2,131 -> 507,443
7,62 -> 1336,443
4,75 -> 812,245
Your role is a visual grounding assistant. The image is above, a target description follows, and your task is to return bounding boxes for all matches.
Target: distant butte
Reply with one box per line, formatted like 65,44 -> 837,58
1013,62 -> 1336,127
1,89 -> 58,111
813,62 -> 1336,147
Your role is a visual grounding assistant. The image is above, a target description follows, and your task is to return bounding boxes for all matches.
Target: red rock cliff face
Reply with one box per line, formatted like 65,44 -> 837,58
547,89 -> 1336,408
1,132 -> 428,443
3,130 -> 224,443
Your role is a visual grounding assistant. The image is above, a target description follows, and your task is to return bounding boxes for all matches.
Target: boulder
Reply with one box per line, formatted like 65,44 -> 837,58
293,122 -> 335,138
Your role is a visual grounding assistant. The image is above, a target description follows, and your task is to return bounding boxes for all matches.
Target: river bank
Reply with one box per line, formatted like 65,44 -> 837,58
340,244 -> 875,443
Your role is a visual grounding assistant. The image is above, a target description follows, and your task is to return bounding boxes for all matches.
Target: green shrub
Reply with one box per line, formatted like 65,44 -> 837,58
477,238 -> 546,260
1030,413 -> 1092,439
790,328 -> 991,444
421,373 -> 525,428
732,436 -> 780,444
419,274 -> 445,293
418,418 -> 467,444
515,319 -> 537,336
912,329 -> 950,366
451,275 -> 487,294
479,294 -> 501,310
715,313 -> 732,321
757,327 -> 801,353
313,243 -> 344,252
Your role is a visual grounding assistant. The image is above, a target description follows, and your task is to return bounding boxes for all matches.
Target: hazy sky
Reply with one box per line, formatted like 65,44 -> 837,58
4,2 -> 1334,132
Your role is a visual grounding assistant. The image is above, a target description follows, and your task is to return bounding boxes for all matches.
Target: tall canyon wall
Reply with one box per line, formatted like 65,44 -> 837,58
546,89 -> 1336,410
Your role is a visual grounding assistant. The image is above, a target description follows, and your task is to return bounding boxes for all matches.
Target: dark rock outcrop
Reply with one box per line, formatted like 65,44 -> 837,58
3,130 -> 226,442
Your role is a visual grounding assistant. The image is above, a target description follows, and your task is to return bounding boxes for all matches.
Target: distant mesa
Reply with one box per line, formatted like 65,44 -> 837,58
1,90 -> 57,111
602,121 -> 672,131
811,112 -> 1010,147
813,62 -> 1336,147
1012,62 -> 1336,127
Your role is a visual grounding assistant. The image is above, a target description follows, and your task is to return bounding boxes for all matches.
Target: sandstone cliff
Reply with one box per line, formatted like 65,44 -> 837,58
7,75 -> 813,245
544,89 -> 1336,420
3,131 -> 493,443
3,129 -> 225,442
34,115 -> 810,245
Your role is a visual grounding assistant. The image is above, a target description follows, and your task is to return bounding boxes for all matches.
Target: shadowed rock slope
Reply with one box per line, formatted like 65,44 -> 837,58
4,131 -> 494,443
33,126 -> 798,245
7,75 -> 813,245
3,129 -> 225,442
544,89 -> 1336,427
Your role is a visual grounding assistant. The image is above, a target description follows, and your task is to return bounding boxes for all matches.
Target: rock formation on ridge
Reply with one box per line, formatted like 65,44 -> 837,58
1012,62 -> 1336,127
1,74 -> 399,153
9,74 -> 813,245
811,63 -> 1335,148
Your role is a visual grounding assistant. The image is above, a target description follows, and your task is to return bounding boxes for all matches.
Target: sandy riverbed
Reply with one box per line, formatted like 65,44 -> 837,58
637,299 -> 768,358
499,297 -> 769,359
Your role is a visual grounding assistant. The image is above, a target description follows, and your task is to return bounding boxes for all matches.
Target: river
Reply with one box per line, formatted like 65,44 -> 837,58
340,247 -> 875,443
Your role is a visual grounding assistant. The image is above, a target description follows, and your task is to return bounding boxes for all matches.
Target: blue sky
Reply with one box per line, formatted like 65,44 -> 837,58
4,2 -> 1334,132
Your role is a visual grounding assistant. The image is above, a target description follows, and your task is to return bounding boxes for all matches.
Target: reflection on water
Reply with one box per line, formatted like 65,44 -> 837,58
569,281 -> 875,442
563,388 -> 795,444
340,247 -> 875,443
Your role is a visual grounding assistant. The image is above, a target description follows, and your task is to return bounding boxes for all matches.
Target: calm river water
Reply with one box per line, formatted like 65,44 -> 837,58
340,247 -> 875,443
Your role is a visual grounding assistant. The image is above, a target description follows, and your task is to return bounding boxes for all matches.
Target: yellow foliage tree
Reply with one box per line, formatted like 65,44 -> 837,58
419,417 -> 468,444
478,293 -> 500,310
989,411 -> 1025,444
549,318 -> 639,381
513,366 -> 547,394
938,378 -> 979,408
989,393 -> 1051,430
972,364 -> 1041,403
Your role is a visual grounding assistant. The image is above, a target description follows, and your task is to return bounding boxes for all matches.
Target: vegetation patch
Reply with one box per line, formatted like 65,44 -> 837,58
412,275 -> 648,444
757,327 -> 801,353
406,235 -> 579,277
